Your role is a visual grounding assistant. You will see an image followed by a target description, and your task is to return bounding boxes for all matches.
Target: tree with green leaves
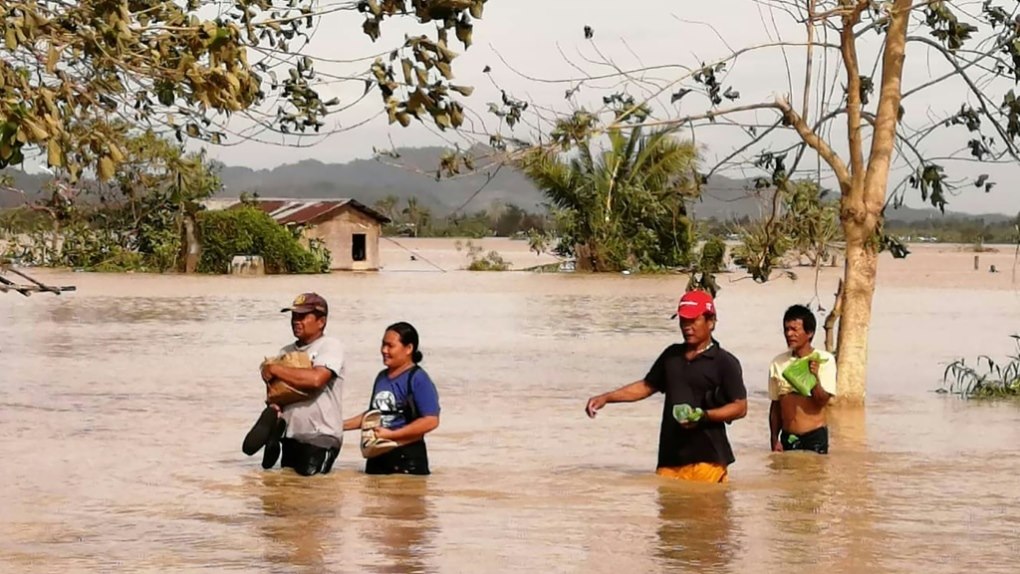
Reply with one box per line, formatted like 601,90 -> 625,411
1,0 -> 489,181
732,180 -> 842,280
3,129 -> 221,271
486,1 -> 1020,404
784,181 -> 842,268
518,112 -> 700,272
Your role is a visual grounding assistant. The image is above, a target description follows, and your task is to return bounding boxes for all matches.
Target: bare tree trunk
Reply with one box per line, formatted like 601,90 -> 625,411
181,213 -> 200,274
834,229 -> 877,405
831,0 -> 911,406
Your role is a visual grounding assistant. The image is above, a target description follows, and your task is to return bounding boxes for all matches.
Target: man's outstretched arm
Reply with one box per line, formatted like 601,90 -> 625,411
585,380 -> 657,418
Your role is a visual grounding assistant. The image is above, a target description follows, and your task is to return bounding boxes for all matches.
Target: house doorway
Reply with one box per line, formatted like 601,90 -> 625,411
352,233 -> 367,262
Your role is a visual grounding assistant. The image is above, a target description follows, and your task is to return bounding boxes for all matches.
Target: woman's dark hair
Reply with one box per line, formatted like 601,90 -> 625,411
387,321 -> 423,363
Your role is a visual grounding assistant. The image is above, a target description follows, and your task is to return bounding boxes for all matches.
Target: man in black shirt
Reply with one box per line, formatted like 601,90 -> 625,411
585,290 -> 748,483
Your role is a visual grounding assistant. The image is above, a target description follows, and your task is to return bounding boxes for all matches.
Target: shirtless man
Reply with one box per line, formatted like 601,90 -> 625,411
768,304 -> 837,454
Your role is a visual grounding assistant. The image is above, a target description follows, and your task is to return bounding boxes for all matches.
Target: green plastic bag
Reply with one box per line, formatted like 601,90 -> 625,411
672,403 -> 704,424
781,351 -> 829,396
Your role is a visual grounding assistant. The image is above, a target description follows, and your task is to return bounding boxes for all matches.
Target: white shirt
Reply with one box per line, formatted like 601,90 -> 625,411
768,349 -> 837,400
277,336 -> 345,448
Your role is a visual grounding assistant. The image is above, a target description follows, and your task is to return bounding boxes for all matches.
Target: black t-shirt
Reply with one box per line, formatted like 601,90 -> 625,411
644,340 -> 747,468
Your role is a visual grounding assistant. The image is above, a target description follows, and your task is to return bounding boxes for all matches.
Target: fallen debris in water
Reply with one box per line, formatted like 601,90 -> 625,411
0,264 -> 77,297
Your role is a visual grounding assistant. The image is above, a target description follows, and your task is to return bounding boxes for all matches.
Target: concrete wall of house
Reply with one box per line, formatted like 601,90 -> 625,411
303,207 -> 382,271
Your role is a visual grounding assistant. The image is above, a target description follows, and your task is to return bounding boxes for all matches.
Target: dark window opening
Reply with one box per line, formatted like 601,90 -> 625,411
352,233 -> 367,262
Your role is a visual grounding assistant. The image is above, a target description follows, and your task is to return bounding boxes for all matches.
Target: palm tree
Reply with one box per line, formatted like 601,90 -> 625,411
519,125 -> 699,271
401,197 -> 431,237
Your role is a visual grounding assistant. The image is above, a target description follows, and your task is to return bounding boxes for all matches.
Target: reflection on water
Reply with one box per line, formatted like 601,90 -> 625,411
764,453 -> 835,568
250,472 -> 340,571
359,477 -> 434,574
656,484 -> 736,570
1,270 -> 1019,573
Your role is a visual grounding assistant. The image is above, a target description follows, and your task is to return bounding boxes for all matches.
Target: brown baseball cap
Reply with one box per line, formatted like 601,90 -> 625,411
281,292 -> 328,315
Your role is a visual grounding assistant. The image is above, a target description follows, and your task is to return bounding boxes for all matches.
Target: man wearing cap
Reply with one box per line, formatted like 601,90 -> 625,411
247,292 -> 346,476
585,290 -> 748,483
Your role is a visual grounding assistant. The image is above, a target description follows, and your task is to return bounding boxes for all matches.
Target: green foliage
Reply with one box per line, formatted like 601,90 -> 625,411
940,336 -> 1020,398
456,239 -> 509,271
0,0 -> 485,180
698,236 -> 727,274
305,238 -> 333,273
882,212 -> 1020,245
519,124 -> 699,272
731,180 -> 841,282
1,131 -> 221,272
467,252 -> 510,271
685,236 -> 727,296
196,206 -> 327,274
2,133 -> 327,275
527,228 -> 551,256
91,249 -> 147,273
731,218 -> 793,283
784,182 -> 842,266
378,196 -> 554,239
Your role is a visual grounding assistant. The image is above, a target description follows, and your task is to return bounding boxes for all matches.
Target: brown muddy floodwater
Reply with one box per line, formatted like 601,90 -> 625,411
2,245 -> 1020,573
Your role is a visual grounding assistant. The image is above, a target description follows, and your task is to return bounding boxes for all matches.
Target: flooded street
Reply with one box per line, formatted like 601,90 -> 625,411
2,244 -> 1019,573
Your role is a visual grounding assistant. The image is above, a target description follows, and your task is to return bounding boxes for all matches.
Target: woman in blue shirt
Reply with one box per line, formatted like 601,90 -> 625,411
344,322 -> 441,475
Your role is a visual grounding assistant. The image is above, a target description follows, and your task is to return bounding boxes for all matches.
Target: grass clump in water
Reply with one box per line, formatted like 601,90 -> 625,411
940,335 -> 1020,398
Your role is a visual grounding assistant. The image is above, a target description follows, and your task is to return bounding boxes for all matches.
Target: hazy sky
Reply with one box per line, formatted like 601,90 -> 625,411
198,0 -> 1018,215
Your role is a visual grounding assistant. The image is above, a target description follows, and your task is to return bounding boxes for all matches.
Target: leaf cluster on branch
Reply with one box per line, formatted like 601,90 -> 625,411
0,0 -> 487,181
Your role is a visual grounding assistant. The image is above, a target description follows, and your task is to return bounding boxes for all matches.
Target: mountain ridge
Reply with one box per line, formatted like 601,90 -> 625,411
2,146 -> 1014,224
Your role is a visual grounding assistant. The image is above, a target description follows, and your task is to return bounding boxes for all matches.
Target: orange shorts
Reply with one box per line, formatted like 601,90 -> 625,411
656,463 -> 729,483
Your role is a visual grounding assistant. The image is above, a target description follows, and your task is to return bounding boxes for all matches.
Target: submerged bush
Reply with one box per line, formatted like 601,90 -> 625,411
456,240 -> 510,271
196,206 -> 329,274
467,251 -> 510,271
939,335 -> 1020,398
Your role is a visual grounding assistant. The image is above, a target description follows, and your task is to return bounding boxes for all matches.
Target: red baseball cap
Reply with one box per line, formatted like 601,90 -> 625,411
671,290 -> 716,320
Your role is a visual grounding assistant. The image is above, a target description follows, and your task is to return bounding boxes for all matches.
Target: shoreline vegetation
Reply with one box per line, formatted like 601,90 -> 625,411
1,207 -> 1020,277
4,196 -> 1017,275
940,335 -> 1020,399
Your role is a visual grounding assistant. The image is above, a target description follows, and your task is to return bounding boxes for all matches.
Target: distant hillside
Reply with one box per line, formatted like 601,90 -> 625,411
0,170 -> 51,207
687,180 -> 1014,224
2,146 -> 1013,224
216,146 -> 545,215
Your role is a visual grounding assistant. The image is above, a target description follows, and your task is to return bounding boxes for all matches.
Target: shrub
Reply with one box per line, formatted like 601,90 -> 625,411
467,251 -> 510,271
196,206 -> 328,274
457,240 -> 510,271
698,236 -> 727,274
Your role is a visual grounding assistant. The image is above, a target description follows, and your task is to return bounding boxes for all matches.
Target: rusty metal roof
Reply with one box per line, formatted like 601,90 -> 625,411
213,198 -> 391,225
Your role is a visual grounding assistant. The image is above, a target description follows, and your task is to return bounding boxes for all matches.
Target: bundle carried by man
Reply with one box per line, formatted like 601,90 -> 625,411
261,351 -> 314,406
781,350 -> 829,396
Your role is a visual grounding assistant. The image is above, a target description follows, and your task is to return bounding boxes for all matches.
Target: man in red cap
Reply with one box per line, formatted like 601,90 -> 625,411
585,289 -> 748,483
